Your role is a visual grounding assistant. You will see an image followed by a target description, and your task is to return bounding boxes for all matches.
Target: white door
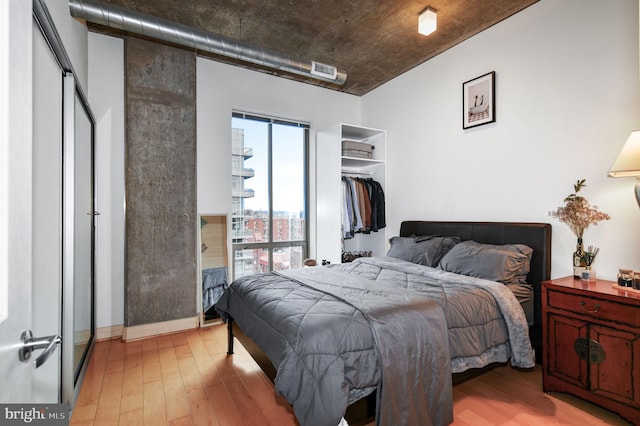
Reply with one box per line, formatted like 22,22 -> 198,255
0,0 -> 34,403
0,2 -> 62,404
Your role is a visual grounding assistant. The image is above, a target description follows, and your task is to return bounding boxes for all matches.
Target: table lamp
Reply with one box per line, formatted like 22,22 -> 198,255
608,130 -> 640,208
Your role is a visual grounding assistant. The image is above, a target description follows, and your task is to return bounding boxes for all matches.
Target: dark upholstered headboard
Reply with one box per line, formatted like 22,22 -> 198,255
399,221 -> 552,357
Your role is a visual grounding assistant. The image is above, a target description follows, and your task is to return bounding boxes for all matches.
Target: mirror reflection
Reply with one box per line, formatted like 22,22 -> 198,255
73,93 -> 94,382
199,215 -> 229,323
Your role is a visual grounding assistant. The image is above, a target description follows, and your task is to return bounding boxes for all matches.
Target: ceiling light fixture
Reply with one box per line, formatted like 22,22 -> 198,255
418,6 -> 437,36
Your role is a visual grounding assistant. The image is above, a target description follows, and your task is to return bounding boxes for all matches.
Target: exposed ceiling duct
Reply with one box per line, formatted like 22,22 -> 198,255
68,0 -> 347,85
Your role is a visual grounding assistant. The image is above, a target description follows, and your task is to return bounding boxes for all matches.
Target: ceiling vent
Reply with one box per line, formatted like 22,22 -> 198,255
310,61 -> 338,81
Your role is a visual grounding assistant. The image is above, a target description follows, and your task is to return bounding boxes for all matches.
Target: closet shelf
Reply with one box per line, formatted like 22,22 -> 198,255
341,156 -> 384,168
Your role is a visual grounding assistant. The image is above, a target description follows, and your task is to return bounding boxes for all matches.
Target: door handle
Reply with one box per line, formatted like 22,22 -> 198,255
18,330 -> 62,368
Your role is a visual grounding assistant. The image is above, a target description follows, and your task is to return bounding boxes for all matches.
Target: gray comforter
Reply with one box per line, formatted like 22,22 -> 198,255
215,256 -> 535,426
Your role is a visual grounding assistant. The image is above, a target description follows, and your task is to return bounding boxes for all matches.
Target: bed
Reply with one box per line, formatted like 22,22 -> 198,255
215,221 -> 552,426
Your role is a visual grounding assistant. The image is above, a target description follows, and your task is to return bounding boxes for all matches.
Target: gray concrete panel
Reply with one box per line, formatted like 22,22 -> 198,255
125,37 -> 197,326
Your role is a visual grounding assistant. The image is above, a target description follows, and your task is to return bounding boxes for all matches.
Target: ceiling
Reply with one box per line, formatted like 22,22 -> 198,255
91,0 -> 539,96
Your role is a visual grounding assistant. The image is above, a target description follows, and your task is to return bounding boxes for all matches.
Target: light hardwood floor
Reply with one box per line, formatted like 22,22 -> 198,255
70,323 -> 632,425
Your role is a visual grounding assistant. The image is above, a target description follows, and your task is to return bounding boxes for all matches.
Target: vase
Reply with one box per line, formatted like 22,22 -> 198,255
573,238 -> 586,279
581,265 -> 596,281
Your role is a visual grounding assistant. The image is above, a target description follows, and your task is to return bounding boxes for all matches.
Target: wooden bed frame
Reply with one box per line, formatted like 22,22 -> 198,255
226,221 -> 552,423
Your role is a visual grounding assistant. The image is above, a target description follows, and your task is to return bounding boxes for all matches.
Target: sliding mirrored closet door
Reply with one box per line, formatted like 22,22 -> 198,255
33,0 -> 97,408
61,76 -> 96,405
31,14 -> 64,403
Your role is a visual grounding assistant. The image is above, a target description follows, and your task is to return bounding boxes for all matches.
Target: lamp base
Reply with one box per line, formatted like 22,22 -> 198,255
635,178 -> 640,208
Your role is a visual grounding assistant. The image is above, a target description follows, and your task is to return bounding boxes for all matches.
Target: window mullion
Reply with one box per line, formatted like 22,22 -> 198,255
267,122 -> 274,271
303,127 -> 310,258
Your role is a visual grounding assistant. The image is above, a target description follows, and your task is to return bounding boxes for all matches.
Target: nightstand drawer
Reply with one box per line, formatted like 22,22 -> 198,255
547,289 -> 640,328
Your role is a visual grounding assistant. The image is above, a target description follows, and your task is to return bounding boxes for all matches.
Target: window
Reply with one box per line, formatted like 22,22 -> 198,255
231,112 -> 309,279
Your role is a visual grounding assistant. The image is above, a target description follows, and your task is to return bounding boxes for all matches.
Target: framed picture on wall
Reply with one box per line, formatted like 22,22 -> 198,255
463,71 -> 495,129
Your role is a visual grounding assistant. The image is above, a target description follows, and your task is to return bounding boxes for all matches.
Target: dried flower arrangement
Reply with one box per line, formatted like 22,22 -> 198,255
549,179 -> 611,239
550,179 -> 610,274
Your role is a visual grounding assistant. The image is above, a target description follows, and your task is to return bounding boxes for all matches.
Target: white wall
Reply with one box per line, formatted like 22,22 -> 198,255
88,33 -> 125,331
362,0 -> 640,280
197,58 -> 361,259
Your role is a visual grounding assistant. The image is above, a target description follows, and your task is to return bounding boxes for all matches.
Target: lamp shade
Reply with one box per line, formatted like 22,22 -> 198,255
608,130 -> 640,177
418,7 -> 437,36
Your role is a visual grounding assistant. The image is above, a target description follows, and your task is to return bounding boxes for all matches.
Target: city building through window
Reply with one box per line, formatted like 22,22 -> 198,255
231,112 -> 309,279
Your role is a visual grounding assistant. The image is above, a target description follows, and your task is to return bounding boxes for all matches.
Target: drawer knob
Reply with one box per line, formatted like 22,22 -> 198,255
580,301 -> 600,313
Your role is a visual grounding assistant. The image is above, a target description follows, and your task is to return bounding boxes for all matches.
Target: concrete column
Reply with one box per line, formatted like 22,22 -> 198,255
124,37 -> 197,326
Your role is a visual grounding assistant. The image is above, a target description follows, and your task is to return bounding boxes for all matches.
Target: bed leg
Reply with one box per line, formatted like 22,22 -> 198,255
227,318 -> 234,355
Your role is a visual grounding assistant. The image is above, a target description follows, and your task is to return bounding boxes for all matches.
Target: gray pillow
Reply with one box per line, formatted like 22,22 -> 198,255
438,240 -> 533,284
387,235 -> 460,267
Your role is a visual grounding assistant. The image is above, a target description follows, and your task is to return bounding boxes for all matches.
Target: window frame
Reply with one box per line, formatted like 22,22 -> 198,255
231,111 -> 310,278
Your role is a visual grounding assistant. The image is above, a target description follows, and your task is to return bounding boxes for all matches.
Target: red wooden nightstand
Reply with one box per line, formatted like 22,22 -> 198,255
542,276 -> 640,424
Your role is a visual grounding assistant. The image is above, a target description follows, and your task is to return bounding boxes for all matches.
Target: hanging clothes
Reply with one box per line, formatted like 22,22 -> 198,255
369,179 -> 386,231
341,176 -> 386,238
341,178 -> 355,239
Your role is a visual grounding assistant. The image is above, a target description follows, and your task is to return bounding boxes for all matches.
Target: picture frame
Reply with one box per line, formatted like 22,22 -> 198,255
462,71 -> 495,129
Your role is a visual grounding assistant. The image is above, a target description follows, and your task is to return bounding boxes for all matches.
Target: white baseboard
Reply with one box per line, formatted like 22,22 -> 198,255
96,324 -> 124,341
122,316 -> 199,341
